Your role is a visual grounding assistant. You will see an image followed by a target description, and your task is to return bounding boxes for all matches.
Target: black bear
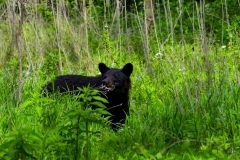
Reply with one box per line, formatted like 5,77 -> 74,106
41,63 -> 133,131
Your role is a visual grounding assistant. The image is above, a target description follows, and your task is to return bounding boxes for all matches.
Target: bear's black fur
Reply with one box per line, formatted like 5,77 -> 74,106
41,63 -> 133,130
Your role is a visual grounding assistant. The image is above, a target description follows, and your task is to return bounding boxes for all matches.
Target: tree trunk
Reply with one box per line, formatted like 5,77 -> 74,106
17,0 -> 26,103
143,0 -> 155,74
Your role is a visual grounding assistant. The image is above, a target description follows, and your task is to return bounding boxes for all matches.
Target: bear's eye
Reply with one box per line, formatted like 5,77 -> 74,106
103,75 -> 107,79
112,75 -> 119,82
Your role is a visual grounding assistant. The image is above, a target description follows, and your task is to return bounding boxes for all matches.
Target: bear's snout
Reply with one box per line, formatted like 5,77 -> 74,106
101,79 -> 109,85
101,77 -> 115,91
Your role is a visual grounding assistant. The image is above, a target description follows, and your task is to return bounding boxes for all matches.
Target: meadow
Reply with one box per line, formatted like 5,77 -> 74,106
0,1 -> 240,159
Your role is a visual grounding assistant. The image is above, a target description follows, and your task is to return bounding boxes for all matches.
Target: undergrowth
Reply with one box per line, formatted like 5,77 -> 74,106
0,0 -> 240,159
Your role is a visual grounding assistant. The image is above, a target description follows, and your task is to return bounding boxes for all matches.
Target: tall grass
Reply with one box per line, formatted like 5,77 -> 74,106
0,0 -> 239,159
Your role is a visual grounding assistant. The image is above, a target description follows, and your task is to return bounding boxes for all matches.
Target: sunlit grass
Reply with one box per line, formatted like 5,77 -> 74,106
0,0 -> 240,159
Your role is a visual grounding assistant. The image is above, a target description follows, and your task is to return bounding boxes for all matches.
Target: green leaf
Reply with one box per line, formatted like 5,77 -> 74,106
81,116 -> 101,123
181,141 -> 190,151
174,77 -> 183,86
90,89 -> 99,95
94,109 -> 112,116
36,106 -> 42,117
155,152 -> 162,159
90,101 -> 106,109
40,97 -> 55,103
92,96 -> 108,103
118,156 -> 125,160
19,101 -> 32,109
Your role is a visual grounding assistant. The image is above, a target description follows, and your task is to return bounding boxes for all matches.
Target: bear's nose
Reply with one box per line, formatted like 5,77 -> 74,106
101,79 -> 108,85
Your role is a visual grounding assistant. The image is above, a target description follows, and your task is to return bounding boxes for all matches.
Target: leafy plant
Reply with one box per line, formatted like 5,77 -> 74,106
0,86 -> 109,159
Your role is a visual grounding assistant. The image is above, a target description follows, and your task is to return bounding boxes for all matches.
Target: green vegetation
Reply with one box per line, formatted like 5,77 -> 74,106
0,0 -> 240,159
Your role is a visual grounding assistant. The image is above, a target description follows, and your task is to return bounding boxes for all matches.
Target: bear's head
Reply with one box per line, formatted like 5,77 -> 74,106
98,63 -> 133,93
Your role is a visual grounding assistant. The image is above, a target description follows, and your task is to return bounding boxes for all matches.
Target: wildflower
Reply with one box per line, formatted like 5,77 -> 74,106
221,46 -> 226,49
154,52 -> 163,59
155,52 -> 163,57
179,67 -> 186,72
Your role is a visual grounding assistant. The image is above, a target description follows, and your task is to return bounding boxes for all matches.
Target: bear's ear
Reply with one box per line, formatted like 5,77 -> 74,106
98,63 -> 110,74
122,63 -> 133,77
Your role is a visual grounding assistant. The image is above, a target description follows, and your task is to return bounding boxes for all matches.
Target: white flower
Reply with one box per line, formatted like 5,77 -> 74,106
221,46 -> 226,49
154,52 -> 163,59
179,67 -> 186,72
155,52 -> 163,56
